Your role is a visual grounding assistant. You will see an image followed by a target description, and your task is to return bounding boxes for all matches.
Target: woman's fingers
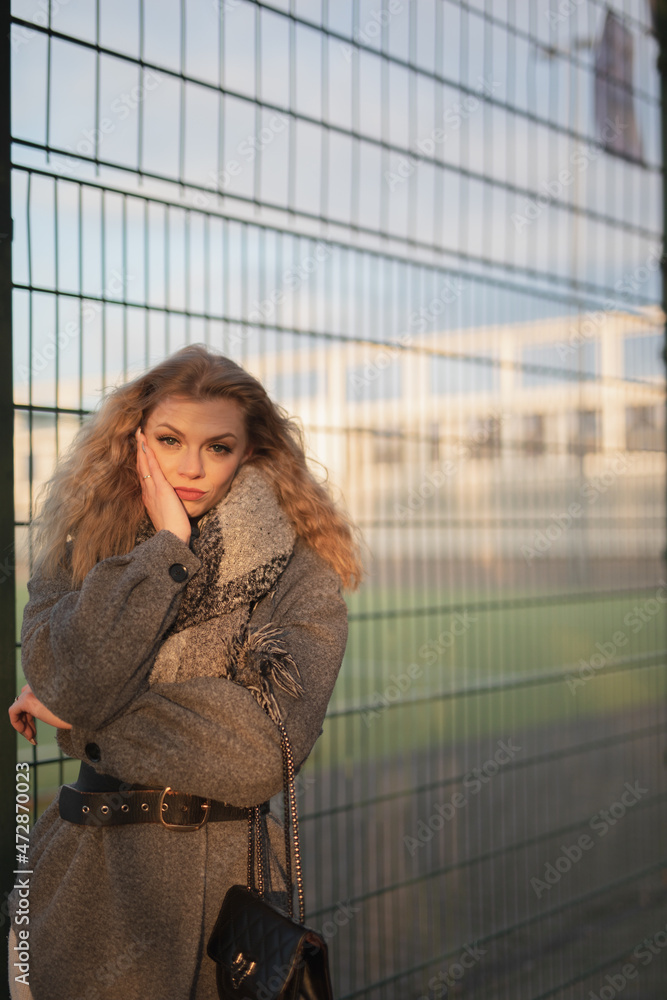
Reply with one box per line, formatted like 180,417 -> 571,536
10,687 -> 71,732
136,429 -> 162,495
11,685 -> 35,740
8,702 -> 37,744
136,429 -> 167,486
135,427 -> 151,480
20,714 -> 37,744
134,428 -> 191,543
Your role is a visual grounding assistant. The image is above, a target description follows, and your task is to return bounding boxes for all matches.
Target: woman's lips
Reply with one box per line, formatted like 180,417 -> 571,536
174,488 -> 206,500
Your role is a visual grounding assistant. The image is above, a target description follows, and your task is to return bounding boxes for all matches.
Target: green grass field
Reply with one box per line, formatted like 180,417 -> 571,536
14,583 -> 666,813
316,584 -> 667,764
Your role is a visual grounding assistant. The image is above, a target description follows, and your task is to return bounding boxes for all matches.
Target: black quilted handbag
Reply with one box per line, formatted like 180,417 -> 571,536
206,718 -> 334,999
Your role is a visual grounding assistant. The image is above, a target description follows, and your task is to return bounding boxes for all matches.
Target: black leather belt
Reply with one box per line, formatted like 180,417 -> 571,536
59,761 -> 269,830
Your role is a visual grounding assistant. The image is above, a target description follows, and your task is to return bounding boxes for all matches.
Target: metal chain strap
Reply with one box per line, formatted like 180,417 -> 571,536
254,804 -> 264,897
246,809 -> 254,889
281,726 -> 293,908
244,719 -> 305,924
279,719 -> 305,925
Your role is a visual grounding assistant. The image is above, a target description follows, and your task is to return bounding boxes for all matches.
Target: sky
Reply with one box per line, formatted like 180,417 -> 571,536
8,0 -> 663,404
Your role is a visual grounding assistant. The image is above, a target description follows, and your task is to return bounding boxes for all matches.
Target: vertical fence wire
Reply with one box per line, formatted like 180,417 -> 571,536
6,1 -> 667,997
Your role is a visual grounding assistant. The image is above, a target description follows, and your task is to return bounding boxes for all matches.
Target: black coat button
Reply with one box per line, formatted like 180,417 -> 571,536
169,564 -> 188,583
85,742 -> 101,763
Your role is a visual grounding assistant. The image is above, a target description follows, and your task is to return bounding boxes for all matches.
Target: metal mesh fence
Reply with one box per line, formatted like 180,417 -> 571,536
6,0 -> 667,996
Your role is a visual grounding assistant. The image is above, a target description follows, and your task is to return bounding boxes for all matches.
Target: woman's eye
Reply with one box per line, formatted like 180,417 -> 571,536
155,436 -> 230,454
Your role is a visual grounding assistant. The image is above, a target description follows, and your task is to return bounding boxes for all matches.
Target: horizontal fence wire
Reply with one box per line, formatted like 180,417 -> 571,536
337,859 -> 667,999
9,0 -> 666,996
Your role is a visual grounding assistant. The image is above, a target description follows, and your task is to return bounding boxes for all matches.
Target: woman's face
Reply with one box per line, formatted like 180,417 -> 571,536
143,395 -> 252,515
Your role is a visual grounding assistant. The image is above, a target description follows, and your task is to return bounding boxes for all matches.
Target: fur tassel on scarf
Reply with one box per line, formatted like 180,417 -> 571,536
139,462 -> 304,723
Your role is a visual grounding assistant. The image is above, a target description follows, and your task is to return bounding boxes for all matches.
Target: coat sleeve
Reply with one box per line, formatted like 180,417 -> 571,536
21,531 -> 202,729
65,542 -> 349,807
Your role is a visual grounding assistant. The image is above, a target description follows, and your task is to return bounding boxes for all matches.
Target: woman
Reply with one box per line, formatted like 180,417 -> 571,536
7,344 -> 362,1000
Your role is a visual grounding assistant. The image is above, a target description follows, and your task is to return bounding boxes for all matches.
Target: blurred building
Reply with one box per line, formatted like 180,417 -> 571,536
17,305 -> 662,573
249,306 -> 664,565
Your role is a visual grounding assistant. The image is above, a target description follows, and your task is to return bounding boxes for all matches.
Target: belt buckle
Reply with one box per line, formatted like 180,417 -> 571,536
158,786 -> 211,831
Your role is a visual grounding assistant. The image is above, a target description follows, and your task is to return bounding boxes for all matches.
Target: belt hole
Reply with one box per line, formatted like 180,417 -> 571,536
100,805 -> 110,814
82,806 -> 90,814
161,802 -> 168,811
141,803 -> 149,812
182,805 -> 188,812
121,804 -> 129,813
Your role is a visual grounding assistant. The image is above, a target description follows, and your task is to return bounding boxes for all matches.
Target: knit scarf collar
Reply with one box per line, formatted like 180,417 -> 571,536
135,462 -> 297,635
137,462 -> 303,724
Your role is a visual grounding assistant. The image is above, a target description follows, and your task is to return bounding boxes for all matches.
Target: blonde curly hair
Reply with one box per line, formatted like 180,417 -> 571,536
31,345 -> 363,590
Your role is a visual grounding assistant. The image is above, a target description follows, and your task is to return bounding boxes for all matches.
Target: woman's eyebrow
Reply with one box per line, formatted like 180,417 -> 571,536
155,422 -> 239,442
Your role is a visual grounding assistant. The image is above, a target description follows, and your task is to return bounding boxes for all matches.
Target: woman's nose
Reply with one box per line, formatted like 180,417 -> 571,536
178,449 -> 205,478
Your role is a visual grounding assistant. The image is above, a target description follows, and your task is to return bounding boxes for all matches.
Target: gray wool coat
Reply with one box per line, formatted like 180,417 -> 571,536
7,464 -> 349,1000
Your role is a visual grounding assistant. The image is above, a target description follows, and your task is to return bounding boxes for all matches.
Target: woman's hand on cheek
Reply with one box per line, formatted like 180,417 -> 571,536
135,428 -> 191,545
